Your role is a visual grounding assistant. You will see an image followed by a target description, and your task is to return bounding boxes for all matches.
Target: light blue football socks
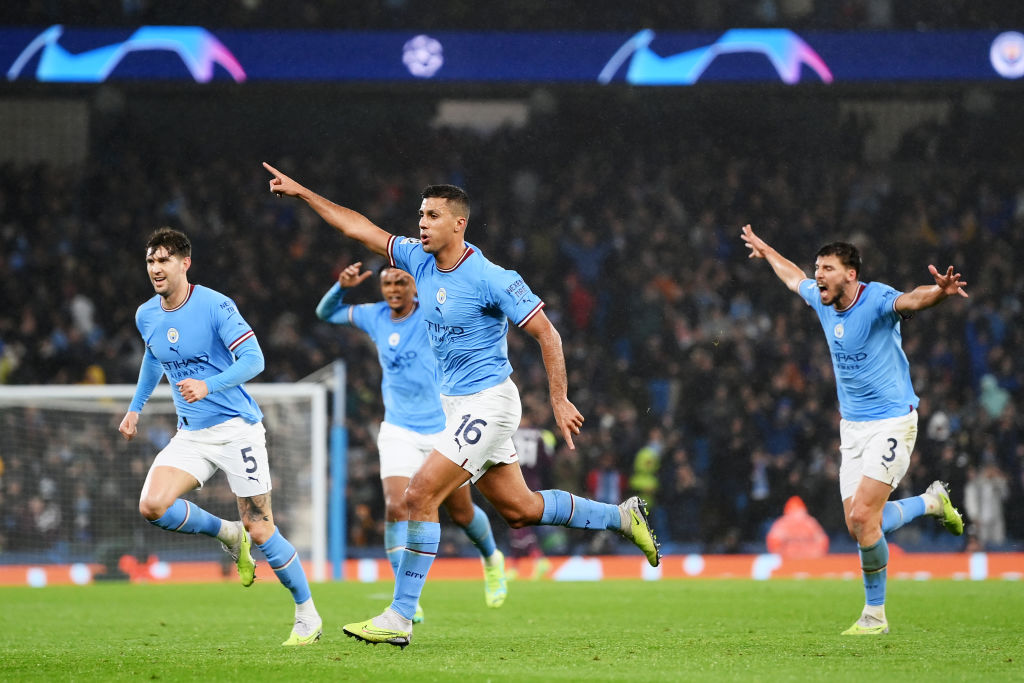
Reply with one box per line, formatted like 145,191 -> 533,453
149,499 -> 222,536
384,520 -> 409,577
390,520 -> 440,620
881,495 -> 927,534
461,504 -> 498,558
859,537 -> 889,607
258,527 -> 312,604
539,489 -> 621,530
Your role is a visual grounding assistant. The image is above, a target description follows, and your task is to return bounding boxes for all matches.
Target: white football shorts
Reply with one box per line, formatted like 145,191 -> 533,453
151,417 -> 272,498
435,376 -> 522,484
838,409 -> 918,500
377,421 -> 443,480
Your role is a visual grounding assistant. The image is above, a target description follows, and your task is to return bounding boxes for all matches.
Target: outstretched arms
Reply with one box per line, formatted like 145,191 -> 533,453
740,224 -> 807,293
521,310 -> 585,450
895,264 -> 968,314
263,162 -> 392,256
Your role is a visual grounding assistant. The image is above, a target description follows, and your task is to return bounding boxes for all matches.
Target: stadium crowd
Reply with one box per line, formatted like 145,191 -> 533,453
1,91 -> 1022,561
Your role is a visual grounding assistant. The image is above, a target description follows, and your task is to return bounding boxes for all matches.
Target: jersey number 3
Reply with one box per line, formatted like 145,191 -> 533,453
883,438 -> 897,463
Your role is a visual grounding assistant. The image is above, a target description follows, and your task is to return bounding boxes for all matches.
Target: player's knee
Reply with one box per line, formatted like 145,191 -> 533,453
446,505 -> 474,527
504,513 -> 531,529
501,503 -> 540,529
846,506 -> 877,540
403,478 -> 441,516
384,499 -> 407,522
503,492 -> 544,528
383,485 -> 409,520
138,496 -> 169,521
245,519 -> 274,545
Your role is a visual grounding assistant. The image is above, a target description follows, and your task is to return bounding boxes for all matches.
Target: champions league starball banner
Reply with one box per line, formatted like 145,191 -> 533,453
2,25 -> 1022,85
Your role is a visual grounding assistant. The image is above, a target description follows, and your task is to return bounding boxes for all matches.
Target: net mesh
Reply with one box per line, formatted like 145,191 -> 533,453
0,386 -> 319,575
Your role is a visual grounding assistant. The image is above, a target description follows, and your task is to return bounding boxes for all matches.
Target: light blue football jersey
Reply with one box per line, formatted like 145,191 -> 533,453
133,284 -> 263,429
388,237 -> 545,396
317,283 -> 446,433
798,279 -> 919,421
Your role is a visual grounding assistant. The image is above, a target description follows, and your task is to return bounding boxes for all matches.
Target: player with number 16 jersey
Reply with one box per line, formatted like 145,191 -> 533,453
388,235 -> 544,397
265,162 -> 662,648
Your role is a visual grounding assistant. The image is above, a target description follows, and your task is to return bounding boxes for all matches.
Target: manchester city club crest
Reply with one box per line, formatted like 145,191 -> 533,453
833,323 -> 844,339
388,332 -> 400,347
436,288 -> 447,304
167,327 -> 179,343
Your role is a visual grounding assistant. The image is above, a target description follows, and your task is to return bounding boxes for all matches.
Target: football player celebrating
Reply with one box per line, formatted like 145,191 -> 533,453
119,227 -> 321,646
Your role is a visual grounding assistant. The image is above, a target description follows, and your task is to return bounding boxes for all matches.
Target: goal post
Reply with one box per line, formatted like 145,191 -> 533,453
0,383 -> 328,582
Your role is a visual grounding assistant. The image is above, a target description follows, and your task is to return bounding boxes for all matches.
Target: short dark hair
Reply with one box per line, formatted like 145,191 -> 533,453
377,264 -> 408,278
146,227 -> 191,258
422,184 -> 470,220
816,241 -> 860,275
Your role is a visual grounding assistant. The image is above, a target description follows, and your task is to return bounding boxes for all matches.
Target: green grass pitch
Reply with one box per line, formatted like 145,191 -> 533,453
1,578 -> 1020,681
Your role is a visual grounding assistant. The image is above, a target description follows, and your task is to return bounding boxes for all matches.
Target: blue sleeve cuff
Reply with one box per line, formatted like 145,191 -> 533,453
315,282 -> 353,324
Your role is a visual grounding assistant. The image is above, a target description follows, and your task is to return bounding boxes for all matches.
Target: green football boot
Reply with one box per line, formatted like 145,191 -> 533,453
618,496 -> 662,567
282,615 -> 323,646
926,480 -> 964,536
343,610 -> 412,648
220,520 -> 256,587
841,614 -> 889,635
483,549 -> 508,608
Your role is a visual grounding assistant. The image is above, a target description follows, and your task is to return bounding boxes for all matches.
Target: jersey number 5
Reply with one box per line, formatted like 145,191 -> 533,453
241,446 -> 258,473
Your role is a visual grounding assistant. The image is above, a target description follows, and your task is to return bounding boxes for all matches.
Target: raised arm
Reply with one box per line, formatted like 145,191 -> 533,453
894,264 -> 968,314
521,310 -> 584,450
740,224 -> 808,293
263,162 -> 392,256
315,262 -> 373,323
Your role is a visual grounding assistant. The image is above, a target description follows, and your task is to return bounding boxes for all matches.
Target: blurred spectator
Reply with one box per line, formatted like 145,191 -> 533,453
766,495 -> 829,559
629,428 -> 664,510
587,452 -> 623,505
659,447 -> 704,543
964,463 -> 1011,549
979,374 -> 1010,420
349,503 -> 379,549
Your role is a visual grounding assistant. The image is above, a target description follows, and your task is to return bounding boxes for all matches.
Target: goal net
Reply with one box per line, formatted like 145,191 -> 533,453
0,384 -> 327,581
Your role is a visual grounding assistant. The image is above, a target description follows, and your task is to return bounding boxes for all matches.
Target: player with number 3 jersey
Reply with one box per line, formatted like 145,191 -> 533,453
741,224 -> 967,636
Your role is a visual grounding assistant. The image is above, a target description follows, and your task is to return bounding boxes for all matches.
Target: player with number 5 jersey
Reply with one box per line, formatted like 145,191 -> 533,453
119,227 -> 321,646
741,224 -> 967,636
265,162 -> 661,648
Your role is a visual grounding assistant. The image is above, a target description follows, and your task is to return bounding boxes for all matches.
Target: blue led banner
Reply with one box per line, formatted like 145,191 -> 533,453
3,25 -> 1022,85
